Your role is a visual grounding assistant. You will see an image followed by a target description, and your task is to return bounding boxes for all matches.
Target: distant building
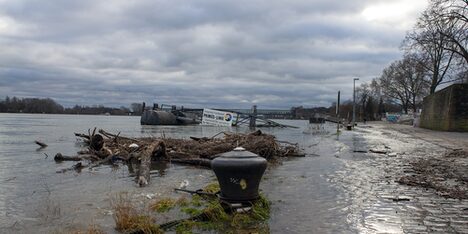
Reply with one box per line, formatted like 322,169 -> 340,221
258,109 -> 292,119
290,106 -> 329,119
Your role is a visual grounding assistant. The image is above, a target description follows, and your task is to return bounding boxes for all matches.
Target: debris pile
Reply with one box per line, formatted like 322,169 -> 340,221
397,149 -> 468,199
54,128 -> 302,187
444,148 -> 468,158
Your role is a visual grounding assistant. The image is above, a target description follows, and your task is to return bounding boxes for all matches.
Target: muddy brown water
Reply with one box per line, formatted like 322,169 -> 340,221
2,113 -> 464,233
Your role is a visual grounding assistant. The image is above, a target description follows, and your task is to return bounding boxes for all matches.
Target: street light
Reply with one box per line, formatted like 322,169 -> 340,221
353,78 -> 359,128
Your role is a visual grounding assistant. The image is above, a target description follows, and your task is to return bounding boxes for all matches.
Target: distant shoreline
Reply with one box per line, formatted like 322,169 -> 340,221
0,112 -> 140,117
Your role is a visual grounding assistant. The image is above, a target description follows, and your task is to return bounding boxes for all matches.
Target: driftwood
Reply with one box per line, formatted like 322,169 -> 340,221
190,136 -> 210,142
35,140 -> 48,148
57,162 -> 86,173
137,141 -> 167,187
57,128 -> 302,187
137,153 -> 151,187
353,150 -> 368,153
98,129 -> 140,142
54,153 -> 99,162
56,155 -> 114,173
150,141 -> 167,159
249,129 -> 262,136
89,155 -> 114,169
90,134 -> 104,151
369,149 -> 387,154
74,133 -> 90,140
90,146 -> 113,159
167,151 -> 196,159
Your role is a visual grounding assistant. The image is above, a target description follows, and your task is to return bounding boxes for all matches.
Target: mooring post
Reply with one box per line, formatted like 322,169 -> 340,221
249,105 -> 257,128
142,102 -> 146,113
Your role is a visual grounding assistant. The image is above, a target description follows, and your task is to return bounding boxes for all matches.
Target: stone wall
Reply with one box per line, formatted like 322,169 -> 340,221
420,84 -> 468,132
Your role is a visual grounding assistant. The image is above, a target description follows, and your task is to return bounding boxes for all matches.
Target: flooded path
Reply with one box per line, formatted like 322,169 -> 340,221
0,114 -> 467,233
330,123 -> 468,233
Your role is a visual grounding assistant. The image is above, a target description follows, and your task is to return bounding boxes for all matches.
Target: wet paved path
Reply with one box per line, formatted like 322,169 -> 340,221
329,124 -> 468,233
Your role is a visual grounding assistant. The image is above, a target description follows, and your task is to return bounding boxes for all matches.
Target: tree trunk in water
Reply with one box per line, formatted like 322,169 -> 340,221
137,141 -> 167,187
90,134 -> 104,151
54,153 -> 99,162
137,153 -> 151,187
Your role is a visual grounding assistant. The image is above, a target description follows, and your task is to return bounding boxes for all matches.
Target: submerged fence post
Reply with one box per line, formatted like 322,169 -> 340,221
336,91 -> 340,133
249,105 -> 257,128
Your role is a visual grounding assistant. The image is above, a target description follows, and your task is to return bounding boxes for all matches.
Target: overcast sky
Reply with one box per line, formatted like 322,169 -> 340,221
0,0 -> 427,109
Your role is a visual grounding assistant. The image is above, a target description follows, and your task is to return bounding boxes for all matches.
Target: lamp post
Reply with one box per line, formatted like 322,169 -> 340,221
352,78 -> 359,128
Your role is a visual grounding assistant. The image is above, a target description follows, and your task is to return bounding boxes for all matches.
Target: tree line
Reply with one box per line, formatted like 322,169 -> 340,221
349,0 -> 467,121
0,96 -> 144,115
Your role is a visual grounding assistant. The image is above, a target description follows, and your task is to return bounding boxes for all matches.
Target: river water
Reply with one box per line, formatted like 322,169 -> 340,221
0,113 -> 365,233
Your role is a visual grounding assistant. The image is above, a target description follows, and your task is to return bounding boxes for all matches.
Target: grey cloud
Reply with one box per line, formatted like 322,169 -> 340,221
0,0 -> 423,109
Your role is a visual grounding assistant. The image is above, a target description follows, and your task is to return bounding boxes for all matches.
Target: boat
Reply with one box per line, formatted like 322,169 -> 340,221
140,103 -> 201,125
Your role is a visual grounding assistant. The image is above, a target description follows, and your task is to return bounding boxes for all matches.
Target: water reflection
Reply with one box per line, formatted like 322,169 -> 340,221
150,161 -> 169,177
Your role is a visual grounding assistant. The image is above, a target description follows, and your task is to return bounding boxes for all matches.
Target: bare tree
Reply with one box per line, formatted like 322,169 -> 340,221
130,103 -> 143,115
355,83 -> 371,120
369,78 -> 382,99
379,55 -> 429,113
380,63 -> 410,113
369,78 -> 388,119
435,0 -> 468,64
404,1 -> 455,94
404,0 -> 467,93
455,69 -> 468,83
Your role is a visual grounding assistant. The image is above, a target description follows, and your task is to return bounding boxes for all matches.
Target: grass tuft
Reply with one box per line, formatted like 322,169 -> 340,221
150,198 -> 176,213
176,193 -> 271,232
110,184 -> 270,233
112,193 -> 162,234
203,182 -> 220,193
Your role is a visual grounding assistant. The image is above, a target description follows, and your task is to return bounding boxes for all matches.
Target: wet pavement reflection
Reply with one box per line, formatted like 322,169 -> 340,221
329,126 -> 468,234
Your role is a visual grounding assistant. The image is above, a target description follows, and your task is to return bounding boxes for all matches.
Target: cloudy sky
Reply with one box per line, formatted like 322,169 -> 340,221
0,0 -> 427,109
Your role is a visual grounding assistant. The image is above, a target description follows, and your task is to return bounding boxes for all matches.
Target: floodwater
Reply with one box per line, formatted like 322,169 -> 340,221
1,113 -> 465,233
0,113 -> 353,233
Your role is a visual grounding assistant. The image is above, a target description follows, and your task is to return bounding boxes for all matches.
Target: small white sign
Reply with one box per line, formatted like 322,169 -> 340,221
201,108 -> 235,126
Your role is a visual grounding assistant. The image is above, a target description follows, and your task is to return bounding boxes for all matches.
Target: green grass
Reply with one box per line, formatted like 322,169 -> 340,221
150,198 -> 177,213
173,193 -> 271,233
111,182 -> 271,233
